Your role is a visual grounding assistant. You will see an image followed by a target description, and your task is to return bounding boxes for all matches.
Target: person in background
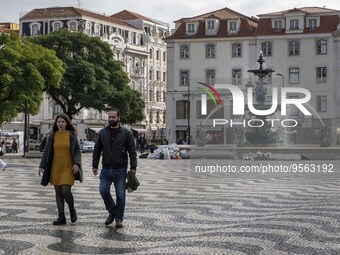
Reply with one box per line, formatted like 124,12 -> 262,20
12,139 -> 18,153
92,108 -> 137,228
138,134 -> 147,154
1,140 -> 5,154
40,127 -> 53,152
39,114 -> 82,225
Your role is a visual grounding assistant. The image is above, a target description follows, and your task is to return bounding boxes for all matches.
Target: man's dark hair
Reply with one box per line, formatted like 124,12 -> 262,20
108,108 -> 120,117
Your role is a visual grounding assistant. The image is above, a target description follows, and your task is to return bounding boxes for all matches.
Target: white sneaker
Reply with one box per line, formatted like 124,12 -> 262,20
1,165 -> 7,172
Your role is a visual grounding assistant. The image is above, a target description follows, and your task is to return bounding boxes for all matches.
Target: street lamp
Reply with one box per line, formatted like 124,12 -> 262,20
276,73 -> 286,145
186,76 -> 190,145
277,73 -> 284,88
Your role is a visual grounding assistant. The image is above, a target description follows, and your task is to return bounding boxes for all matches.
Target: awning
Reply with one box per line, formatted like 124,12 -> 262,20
131,128 -> 148,133
89,127 -> 103,133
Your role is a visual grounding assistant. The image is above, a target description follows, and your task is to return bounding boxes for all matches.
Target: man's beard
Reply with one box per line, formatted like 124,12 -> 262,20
109,120 -> 119,127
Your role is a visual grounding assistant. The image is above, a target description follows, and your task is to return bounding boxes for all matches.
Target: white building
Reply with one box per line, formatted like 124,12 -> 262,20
165,7 -> 258,144
165,6 -> 340,145
111,10 -> 170,141
1,6 -> 169,143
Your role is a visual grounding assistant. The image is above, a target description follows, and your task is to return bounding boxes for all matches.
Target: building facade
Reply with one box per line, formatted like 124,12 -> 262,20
165,6 -> 340,145
1,6 -> 169,143
111,10 -> 170,141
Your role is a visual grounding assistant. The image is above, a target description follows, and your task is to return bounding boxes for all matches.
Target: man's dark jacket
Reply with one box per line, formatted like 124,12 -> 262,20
92,125 -> 137,170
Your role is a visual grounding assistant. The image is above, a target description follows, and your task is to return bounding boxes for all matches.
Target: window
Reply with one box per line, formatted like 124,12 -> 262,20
180,44 -> 190,59
316,39 -> 327,55
156,50 -> 160,60
149,90 -> 154,101
290,19 -> 299,30
316,67 -> 327,83
187,24 -> 195,33
309,19 -> 317,29
206,44 -> 215,58
149,111 -> 153,123
163,72 -> 166,82
176,100 -> 190,119
232,69 -> 242,85
149,70 -> 153,80
69,21 -> 77,31
31,23 -> 40,36
150,49 -> 153,59
163,91 -> 166,102
206,69 -> 215,85
156,71 -> 160,81
86,22 -> 91,34
289,40 -> 300,56
289,68 -> 299,84
53,22 -> 62,32
316,96 -> 327,112
94,24 -> 100,36
180,70 -> 190,86
196,100 -> 224,119
274,20 -> 282,31
232,43 -> 242,57
156,111 -> 160,123
207,20 -> 215,29
262,42 -> 272,56
163,52 -> 166,62
229,21 -> 237,31
156,91 -> 160,102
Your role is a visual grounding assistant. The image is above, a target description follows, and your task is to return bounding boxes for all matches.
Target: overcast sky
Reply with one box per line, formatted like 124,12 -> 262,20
1,0 -> 340,28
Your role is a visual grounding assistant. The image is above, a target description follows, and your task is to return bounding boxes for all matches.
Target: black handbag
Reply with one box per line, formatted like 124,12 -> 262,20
74,167 -> 83,183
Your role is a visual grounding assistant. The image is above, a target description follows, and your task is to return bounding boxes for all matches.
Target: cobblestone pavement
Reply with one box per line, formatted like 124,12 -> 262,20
1,154 -> 340,254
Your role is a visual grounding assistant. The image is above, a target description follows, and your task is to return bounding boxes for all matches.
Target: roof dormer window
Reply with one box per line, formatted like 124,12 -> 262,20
274,20 -> 282,31
207,20 -> 215,29
187,23 -> 196,35
228,20 -> 238,34
68,20 -> 78,31
30,22 -> 41,36
52,21 -> 63,32
289,19 -> 299,30
308,18 -> 317,30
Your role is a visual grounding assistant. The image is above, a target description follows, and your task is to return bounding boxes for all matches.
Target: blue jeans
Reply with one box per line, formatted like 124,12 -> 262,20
99,168 -> 127,221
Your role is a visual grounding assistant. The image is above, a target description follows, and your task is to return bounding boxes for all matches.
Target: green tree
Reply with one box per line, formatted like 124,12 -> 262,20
0,31 -> 63,126
31,29 -> 144,122
107,86 -> 145,124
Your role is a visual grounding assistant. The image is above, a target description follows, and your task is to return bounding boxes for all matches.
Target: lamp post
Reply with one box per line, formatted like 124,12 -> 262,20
187,78 -> 190,145
277,73 -> 284,88
276,73 -> 285,145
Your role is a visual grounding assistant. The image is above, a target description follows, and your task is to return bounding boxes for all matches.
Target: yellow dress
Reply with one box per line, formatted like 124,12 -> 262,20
50,131 -> 74,185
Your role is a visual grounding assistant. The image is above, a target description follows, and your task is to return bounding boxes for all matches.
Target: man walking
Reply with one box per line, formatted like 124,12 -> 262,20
92,108 -> 137,228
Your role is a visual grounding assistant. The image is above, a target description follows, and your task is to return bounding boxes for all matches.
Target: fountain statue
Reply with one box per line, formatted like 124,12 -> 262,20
245,52 -> 278,145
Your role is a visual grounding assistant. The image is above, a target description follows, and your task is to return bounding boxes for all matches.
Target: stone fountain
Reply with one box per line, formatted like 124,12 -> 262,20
245,52 -> 278,145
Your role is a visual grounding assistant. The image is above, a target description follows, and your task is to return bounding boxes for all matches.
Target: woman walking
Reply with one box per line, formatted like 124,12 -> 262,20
39,113 -> 82,225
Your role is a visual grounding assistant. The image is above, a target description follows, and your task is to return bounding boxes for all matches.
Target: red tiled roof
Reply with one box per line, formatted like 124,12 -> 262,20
111,10 -> 152,24
258,6 -> 339,17
167,7 -> 258,40
256,15 -> 340,36
111,10 -> 169,27
174,6 -> 258,22
20,6 -> 134,28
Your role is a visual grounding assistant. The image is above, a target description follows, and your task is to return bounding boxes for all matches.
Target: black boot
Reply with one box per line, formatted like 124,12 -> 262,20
70,209 -> 77,223
53,214 -> 66,225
